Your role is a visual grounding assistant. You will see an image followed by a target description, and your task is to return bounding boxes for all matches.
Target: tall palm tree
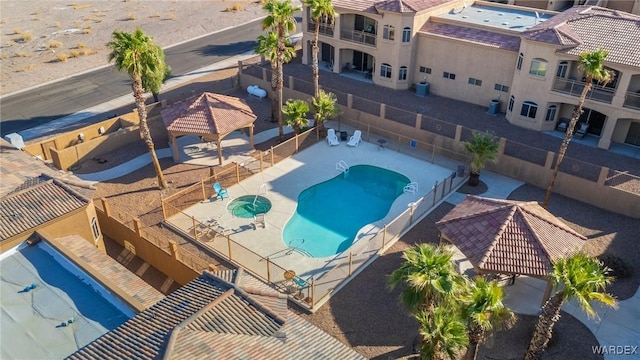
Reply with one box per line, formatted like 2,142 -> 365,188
415,306 -> 469,360
389,244 -> 464,314
525,253 -> 617,360
255,32 -> 296,126
108,28 -> 168,189
464,131 -> 499,186
282,98 -> 310,135
304,0 -> 335,97
311,90 -> 339,134
262,0 -> 300,142
542,48 -> 611,208
462,277 -> 516,360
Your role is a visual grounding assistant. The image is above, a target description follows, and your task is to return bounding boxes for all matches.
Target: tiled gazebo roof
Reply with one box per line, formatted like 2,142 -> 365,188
436,195 -> 586,277
161,92 -> 257,136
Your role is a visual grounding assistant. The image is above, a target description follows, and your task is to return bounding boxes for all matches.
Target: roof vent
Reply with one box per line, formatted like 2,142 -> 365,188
484,19 -> 490,22
498,13 -> 504,16
462,15 -> 468,18
477,9 -> 483,12
516,15 -> 522,19
502,22 -> 509,25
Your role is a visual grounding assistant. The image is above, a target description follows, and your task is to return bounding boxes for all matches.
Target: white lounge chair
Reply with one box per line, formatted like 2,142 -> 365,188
347,130 -> 362,147
327,128 -> 340,146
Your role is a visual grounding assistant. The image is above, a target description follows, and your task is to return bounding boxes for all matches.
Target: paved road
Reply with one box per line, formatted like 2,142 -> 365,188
0,17 -> 285,137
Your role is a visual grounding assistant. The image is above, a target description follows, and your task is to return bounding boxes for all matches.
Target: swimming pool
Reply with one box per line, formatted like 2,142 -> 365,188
283,165 -> 411,257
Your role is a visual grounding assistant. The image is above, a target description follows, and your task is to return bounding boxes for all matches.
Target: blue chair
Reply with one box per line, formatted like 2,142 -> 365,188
213,182 -> 228,199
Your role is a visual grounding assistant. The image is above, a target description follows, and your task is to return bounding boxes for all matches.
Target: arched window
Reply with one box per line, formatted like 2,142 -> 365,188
383,25 -> 395,41
398,66 -> 407,80
508,95 -> 515,112
516,53 -> 524,71
402,27 -> 411,42
545,105 -> 557,122
520,101 -> 538,118
529,58 -> 548,76
380,63 -> 392,78
556,61 -> 568,78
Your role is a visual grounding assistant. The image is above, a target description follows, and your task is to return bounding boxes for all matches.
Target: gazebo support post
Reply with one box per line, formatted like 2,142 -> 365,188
541,278 -> 554,308
249,125 -> 254,150
171,133 -> 180,162
217,142 -> 223,166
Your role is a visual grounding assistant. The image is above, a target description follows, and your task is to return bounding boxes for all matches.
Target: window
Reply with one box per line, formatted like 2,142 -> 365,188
91,217 -> 100,239
383,25 -> 395,41
380,63 -> 392,78
419,66 -> 432,74
443,72 -> 456,80
508,96 -> 515,112
529,58 -> 548,77
494,83 -> 509,92
516,53 -> 524,71
399,66 -> 407,81
520,101 -> 538,118
468,77 -> 482,86
556,61 -> 568,78
402,27 -> 411,42
545,105 -> 557,122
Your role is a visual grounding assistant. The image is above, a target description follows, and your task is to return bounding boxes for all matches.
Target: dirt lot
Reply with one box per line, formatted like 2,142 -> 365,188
0,0 -> 267,95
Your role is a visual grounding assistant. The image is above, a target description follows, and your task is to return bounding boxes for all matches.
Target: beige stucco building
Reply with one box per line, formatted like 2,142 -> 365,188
301,0 -> 640,150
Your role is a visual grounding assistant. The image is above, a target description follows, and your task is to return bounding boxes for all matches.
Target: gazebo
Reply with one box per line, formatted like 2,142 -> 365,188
161,92 -> 257,166
436,195 -> 587,304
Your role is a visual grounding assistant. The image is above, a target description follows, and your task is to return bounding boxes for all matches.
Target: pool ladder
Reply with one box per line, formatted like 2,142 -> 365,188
336,160 -> 349,176
403,182 -> 418,194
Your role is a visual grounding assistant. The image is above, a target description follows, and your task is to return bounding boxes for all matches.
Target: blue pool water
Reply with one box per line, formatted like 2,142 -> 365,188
283,165 -> 410,258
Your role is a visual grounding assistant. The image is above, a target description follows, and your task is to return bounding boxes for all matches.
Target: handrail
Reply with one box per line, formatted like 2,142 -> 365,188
552,77 -> 615,103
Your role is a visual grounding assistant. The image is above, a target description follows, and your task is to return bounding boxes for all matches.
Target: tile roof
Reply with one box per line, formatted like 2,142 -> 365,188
161,92 -> 257,136
522,6 -> 640,67
0,175 -> 90,242
0,139 -> 95,198
420,21 -> 521,51
332,0 -> 454,13
69,269 -> 365,360
436,195 -> 587,277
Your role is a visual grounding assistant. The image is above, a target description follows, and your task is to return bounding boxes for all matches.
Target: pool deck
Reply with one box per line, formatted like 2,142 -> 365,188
167,123 -> 465,307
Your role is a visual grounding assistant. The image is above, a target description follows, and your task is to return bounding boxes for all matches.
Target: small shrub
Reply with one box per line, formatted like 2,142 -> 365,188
70,49 -> 80,57
55,21 -> 62,28
20,32 -> 34,42
73,4 -> 92,10
232,4 -> 243,11
5,40 -> 16,47
77,42 -> 86,48
225,6 -> 234,12
149,14 -> 161,18
166,12 -> 175,20
81,48 -> 96,56
14,51 -> 28,57
84,24 -> 92,30
82,28 -> 91,34
46,40 -> 63,49
13,28 -> 22,35
598,254 -> 633,279
17,64 -> 36,72
57,53 -> 69,62
31,11 -> 40,15
127,13 -> 137,20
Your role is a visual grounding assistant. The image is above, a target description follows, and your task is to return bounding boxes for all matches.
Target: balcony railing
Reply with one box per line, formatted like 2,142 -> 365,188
552,77 -> 615,104
339,29 -> 376,46
307,21 -> 334,37
623,91 -> 640,110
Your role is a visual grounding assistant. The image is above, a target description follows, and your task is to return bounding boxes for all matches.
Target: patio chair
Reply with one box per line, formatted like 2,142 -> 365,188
327,128 -> 340,146
347,130 -> 362,147
574,123 -> 589,139
213,182 -> 228,199
556,118 -> 569,132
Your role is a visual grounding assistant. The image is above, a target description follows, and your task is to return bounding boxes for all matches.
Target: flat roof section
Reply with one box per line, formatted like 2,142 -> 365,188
437,4 -> 554,31
0,242 -> 133,359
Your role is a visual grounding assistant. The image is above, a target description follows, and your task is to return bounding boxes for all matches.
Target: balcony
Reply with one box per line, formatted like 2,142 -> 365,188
552,77 -> 615,104
624,91 -> 640,110
339,29 -> 376,47
307,21 -> 334,37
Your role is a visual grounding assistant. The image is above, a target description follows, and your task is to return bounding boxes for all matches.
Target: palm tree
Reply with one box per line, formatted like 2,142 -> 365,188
525,253 -> 617,360
108,28 -> 168,189
542,48 -> 611,208
462,277 -> 516,360
415,306 -> 469,360
389,244 -> 464,314
282,98 -> 310,135
255,32 -> 296,126
463,131 -> 499,186
311,90 -> 339,134
304,0 -> 335,97
262,0 -> 300,142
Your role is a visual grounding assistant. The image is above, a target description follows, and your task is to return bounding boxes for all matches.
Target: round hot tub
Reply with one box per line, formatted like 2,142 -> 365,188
227,195 -> 272,218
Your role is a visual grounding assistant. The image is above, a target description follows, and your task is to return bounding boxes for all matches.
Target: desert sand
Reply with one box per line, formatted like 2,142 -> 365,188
0,0 -> 270,96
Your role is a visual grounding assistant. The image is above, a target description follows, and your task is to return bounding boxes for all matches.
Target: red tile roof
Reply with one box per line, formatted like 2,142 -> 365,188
332,0 -> 454,13
420,21 -> 521,51
522,6 -> 640,67
436,195 -> 586,277
161,92 -> 257,136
